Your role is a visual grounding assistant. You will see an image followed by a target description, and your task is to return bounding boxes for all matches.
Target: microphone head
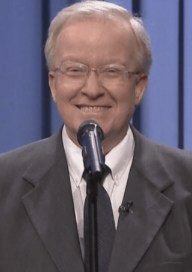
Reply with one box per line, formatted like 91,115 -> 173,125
77,120 -> 104,146
77,120 -> 105,176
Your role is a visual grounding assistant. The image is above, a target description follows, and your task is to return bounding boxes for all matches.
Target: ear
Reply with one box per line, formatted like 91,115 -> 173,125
48,71 -> 57,102
134,74 -> 148,106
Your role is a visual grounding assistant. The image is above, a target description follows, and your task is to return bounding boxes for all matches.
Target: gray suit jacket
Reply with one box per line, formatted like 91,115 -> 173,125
0,127 -> 192,272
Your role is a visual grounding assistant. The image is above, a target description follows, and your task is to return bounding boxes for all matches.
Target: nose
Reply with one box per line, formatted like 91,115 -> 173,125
81,70 -> 105,98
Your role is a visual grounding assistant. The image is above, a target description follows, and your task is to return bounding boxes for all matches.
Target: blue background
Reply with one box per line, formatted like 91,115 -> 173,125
0,0 -> 191,152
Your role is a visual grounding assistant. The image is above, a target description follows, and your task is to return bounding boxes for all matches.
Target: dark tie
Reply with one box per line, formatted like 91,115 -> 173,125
84,166 -> 115,272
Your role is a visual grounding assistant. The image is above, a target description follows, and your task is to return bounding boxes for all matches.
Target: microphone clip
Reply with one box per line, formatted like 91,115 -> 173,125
119,201 -> 133,214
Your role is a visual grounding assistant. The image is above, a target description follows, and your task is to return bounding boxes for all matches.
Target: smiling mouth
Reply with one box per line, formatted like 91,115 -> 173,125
77,105 -> 110,112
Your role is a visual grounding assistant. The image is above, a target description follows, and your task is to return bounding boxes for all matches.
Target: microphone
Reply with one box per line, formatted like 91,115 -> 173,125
77,120 -> 105,177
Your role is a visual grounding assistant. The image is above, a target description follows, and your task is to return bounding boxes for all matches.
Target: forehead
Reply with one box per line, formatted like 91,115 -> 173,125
55,18 -> 138,63
54,20 -> 138,67
58,15 -> 133,38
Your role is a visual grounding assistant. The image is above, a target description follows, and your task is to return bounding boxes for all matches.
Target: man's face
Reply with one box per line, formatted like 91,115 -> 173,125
49,19 -> 147,153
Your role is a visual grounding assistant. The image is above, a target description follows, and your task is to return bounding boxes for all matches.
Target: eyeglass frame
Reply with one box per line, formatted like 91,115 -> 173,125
52,60 -> 141,85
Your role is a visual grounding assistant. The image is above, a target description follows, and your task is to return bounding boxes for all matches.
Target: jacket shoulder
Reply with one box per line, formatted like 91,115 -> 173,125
0,131 -> 63,172
132,127 -> 192,189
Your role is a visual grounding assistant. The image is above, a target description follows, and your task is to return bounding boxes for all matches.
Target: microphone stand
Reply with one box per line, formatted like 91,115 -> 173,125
86,173 -> 98,272
85,172 -> 104,272
77,120 -> 105,272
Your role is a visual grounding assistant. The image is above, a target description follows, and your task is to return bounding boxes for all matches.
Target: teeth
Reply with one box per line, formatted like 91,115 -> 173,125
79,106 -> 109,112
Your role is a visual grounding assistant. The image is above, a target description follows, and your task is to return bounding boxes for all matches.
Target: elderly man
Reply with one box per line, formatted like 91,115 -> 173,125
0,1 -> 192,272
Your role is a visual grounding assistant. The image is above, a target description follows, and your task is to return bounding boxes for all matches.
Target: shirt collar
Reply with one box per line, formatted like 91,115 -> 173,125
62,125 -> 135,187
62,127 -> 84,187
105,126 -> 135,185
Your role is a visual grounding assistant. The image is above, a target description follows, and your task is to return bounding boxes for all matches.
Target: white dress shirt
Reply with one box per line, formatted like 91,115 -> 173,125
62,125 -> 135,254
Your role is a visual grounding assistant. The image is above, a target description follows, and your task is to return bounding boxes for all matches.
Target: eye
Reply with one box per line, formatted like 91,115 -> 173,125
102,66 -> 122,77
65,66 -> 85,77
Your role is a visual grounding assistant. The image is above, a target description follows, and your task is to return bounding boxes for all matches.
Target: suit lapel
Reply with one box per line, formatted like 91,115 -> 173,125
109,168 -> 173,272
109,128 -> 174,272
22,132 -> 84,272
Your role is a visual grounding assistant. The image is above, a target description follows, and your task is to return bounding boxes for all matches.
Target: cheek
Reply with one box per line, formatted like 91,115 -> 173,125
54,80 -> 77,104
113,87 -> 137,123
55,89 -> 66,103
116,86 -> 136,110
54,79 -> 65,100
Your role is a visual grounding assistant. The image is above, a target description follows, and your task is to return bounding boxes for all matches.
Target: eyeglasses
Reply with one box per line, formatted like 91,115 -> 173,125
53,61 -> 140,86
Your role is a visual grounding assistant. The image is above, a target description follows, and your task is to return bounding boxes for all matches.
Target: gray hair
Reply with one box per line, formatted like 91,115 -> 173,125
44,0 -> 152,74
